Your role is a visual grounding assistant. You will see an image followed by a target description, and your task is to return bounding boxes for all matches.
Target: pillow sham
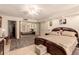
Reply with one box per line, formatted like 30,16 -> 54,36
62,31 -> 76,37
49,31 -> 60,35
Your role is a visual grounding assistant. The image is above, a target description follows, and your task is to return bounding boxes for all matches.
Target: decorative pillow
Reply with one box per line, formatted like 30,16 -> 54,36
59,29 -> 63,35
62,31 -> 76,37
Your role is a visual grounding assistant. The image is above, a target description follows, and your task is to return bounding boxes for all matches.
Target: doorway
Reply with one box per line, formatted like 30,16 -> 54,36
8,20 -> 16,39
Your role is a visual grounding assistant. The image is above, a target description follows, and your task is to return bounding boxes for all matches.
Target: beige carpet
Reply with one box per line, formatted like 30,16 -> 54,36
5,44 -> 79,55
73,48 -> 79,55
5,44 -> 50,55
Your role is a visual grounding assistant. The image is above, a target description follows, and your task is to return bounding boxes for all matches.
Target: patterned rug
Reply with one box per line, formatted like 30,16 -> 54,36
10,35 -> 35,51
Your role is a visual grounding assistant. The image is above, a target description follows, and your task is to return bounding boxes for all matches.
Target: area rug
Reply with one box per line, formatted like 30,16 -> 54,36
10,35 -> 35,51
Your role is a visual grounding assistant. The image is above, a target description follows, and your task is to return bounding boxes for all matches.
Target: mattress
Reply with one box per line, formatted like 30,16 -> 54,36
38,35 -> 78,55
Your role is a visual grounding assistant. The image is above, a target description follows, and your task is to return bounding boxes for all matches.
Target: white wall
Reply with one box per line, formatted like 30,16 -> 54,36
40,15 -> 79,36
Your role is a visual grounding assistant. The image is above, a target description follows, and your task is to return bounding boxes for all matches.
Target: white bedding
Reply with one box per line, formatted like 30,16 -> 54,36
38,35 -> 78,55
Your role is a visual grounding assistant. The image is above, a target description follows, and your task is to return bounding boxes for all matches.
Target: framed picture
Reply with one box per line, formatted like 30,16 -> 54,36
59,19 -> 66,24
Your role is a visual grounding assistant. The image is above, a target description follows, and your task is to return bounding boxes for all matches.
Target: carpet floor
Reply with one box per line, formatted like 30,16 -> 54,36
73,48 -> 79,55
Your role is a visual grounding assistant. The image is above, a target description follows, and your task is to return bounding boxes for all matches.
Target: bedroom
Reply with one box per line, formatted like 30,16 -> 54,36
0,4 -> 79,55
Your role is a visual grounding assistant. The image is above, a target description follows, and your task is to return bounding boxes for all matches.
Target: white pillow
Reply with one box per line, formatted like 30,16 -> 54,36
49,31 -> 60,35
62,31 -> 76,37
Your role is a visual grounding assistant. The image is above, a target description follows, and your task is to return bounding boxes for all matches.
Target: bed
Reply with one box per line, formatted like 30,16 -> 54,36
35,27 -> 78,55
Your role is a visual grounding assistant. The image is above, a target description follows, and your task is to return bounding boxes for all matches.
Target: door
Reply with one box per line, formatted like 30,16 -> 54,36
8,21 -> 16,39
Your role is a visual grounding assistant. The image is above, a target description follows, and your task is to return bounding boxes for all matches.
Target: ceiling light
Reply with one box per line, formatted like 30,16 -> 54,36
22,4 -> 41,16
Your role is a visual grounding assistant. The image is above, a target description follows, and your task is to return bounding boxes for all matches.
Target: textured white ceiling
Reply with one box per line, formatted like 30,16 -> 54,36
0,4 -> 79,21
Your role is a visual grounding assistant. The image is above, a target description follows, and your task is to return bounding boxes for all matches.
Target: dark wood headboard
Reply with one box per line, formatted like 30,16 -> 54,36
52,27 -> 78,38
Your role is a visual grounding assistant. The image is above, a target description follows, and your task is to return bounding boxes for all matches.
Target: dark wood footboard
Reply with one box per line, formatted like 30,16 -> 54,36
35,38 -> 67,55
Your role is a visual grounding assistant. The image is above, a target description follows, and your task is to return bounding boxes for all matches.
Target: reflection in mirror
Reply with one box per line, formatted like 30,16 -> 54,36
19,20 -> 40,38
